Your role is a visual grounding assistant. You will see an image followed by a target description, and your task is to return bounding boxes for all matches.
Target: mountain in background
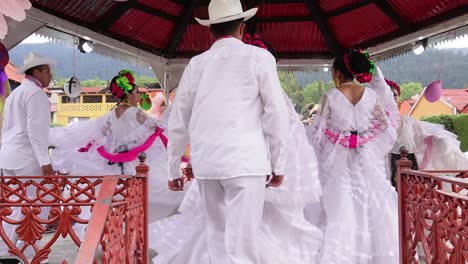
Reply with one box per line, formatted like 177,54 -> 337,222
9,43 -> 468,88
9,42 -> 154,81
295,48 -> 468,89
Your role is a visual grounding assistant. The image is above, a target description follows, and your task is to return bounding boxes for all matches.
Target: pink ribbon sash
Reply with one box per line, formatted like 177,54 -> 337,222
79,127 -> 168,163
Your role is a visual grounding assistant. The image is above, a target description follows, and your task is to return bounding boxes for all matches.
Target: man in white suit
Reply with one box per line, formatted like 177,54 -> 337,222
0,52 -> 55,263
167,0 -> 288,263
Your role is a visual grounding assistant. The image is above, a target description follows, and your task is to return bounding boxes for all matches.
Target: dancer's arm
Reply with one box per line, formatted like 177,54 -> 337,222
256,51 -> 288,177
26,90 -> 53,174
167,63 -> 193,183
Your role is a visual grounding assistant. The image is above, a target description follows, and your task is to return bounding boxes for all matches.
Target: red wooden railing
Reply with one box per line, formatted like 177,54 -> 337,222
0,153 -> 149,264
398,149 -> 468,263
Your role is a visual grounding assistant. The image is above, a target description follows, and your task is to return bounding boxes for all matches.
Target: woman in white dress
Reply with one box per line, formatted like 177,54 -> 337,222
386,79 -> 468,186
149,35 -> 323,264
49,70 -> 186,240
306,49 -> 400,263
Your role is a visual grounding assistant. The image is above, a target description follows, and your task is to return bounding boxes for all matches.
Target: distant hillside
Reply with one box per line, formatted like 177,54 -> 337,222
297,48 -> 468,89
9,43 -> 468,88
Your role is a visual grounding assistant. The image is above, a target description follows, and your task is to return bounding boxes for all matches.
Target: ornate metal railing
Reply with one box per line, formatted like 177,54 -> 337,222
0,154 -> 149,264
397,150 -> 468,263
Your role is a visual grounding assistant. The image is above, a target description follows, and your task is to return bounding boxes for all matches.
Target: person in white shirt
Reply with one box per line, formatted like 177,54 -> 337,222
166,0 -> 288,263
0,52 -> 55,262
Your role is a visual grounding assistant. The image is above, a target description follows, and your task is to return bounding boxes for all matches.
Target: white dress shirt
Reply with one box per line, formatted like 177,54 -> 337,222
0,78 -> 51,170
168,37 -> 288,180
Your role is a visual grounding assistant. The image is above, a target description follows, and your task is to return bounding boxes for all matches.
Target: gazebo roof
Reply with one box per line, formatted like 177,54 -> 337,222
30,0 -> 468,60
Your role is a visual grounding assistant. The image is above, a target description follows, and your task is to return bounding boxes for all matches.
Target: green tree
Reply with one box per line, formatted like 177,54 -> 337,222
279,71 -> 304,112
135,75 -> 158,87
81,78 -> 107,87
400,82 -> 423,101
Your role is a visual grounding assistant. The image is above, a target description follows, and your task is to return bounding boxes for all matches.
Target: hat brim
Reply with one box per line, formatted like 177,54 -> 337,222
195,7 -> 258,27
17,58 -> 57,74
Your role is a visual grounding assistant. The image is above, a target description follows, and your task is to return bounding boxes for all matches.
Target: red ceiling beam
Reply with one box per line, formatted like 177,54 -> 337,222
306,0 -> 342,56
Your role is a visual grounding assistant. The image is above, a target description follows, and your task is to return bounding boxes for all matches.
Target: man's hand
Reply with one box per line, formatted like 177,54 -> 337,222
266,173 -> 284,188
168,177 -> 184,191
41,164 -> 54,176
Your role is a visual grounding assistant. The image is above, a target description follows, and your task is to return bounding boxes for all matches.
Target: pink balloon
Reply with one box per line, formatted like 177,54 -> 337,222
424,80 -> 442,103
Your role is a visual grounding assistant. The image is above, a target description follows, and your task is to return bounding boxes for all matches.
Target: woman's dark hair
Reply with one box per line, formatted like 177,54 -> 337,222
332,49 -> 374,81
210,18 -> 243,38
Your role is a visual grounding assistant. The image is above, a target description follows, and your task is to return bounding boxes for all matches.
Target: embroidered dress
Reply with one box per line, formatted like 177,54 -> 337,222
305,67 -> 400,263
49,106 -> 185,239
149,92 -> 323,264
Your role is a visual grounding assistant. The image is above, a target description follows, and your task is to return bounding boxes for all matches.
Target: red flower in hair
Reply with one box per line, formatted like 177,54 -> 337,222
243,33 -> 267,49
124,72 -> 135,85
356,73 -> 373,83
385,78 -> 400,95
111,82 -> 124,98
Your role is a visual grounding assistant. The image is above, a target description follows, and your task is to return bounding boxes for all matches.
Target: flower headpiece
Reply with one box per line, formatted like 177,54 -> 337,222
242,33 -> 278,61
111,69 -> 136,99
343,49 -> 375,83
385,78 -> 400,96
243,34 -> 267,49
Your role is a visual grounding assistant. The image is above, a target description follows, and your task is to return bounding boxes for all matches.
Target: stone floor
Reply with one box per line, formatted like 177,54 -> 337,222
38,233 -> 157,264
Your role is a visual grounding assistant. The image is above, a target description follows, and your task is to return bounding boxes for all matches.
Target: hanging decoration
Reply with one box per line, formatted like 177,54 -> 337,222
64,76 -> 81,98
64,37 -> 82,98
139,93 -> 152,110
424,80 -> 442,103
0,0 -> 32,39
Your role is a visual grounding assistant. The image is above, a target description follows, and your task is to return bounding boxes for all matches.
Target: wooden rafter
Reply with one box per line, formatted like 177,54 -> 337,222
306,0 -> 342,56
246,0 -> 261,34
325,0 -> 372,18
165,0 -> 198,58
133,2 -> 178,22
95,0 -> 134,30
373,0 -> 410,32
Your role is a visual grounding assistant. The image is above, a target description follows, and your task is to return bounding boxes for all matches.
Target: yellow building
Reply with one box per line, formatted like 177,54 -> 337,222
51,87 -> 120,126
408,88 -> 467,120
51,86 -> 160,127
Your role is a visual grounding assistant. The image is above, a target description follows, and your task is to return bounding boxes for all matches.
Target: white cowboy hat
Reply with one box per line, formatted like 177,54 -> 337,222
16,52 -> 56,74
195,0 -> 258,27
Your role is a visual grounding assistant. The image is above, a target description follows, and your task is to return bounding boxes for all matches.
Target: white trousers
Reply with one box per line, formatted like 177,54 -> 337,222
198,176 -> 265,264
0,163 -> 50,259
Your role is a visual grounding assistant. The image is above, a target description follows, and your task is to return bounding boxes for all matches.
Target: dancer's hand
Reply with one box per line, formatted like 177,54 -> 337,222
41,164 -> 54,176
168,178 -> 184,191
266,173 -> 284,188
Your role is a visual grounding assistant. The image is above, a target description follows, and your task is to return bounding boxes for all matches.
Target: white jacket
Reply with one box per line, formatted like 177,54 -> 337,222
168,37 -> 288,180
0,78 -> 51,170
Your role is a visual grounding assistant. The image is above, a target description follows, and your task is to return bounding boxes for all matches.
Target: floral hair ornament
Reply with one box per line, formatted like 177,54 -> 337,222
385,78 -> 400,96
111,69 -> 136,99
242,33 -> 279,61
343,49 -> 375,83
243,33 -> 267,49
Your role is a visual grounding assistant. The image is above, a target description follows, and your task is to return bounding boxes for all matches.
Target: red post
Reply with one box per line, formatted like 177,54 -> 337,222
397,147 -> 414,264
136,153 -> 149,264
74,176 -> 119,264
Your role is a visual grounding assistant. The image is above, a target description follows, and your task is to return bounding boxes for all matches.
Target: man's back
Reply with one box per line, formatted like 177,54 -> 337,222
0,79 -> 50,170
172,37 -> 288,179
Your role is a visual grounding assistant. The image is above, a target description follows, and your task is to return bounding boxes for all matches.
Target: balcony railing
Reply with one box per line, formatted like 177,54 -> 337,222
0,154 -> 149,264
398,149 -> 468,263
57,103 -> 115,115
